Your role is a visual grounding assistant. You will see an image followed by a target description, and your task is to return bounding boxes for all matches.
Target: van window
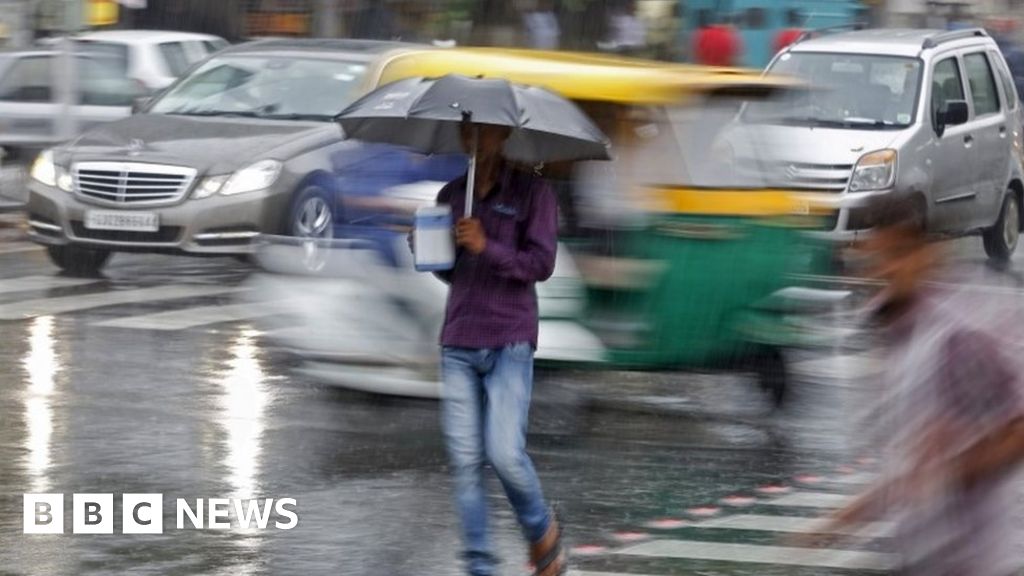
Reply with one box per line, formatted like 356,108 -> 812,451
76,40 -> 130,75
78,57 -> 137,107
991,50 -> 1018,110
202,40 -> 228,55
0,56 -> 53,102
964,52 -> 1000,116
159,42 -> 191,77
931,57 -> 964,123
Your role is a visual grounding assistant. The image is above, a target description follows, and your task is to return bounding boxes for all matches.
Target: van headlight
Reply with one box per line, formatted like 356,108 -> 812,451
30,149 -> 72,191
849,149 -> 896,192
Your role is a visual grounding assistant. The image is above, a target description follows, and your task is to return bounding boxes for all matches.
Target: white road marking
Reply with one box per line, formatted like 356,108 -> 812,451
823,472 -> 876,486
0,275 -> 97,295
0,284 -> 244,320
615,540 -> 895,570
570,572 -> 662,576
762,491 -> 854,509
95,301 -> 281,330
700,514 -> 891,537
798,273 -> 1024,297
791,353 -> 879,376
0,242 -> 41,255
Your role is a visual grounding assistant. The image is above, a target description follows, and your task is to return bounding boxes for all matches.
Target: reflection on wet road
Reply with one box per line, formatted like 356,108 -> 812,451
0,239 -> 1021,575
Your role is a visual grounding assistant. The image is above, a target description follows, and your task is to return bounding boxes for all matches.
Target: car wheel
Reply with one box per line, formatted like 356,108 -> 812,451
289,186 -> 334,239
983,192 -> 1020,261
46,245 -> 111,277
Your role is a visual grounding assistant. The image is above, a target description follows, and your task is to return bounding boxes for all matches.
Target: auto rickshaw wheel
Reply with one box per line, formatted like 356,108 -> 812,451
753,346 -> 788,409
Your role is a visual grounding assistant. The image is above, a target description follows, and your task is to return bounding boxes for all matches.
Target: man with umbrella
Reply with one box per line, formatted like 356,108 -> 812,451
338,75 -> 608,576
434,119 -> 565,576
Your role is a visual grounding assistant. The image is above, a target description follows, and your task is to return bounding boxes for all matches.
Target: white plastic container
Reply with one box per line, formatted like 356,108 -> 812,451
414,205 -> 455,272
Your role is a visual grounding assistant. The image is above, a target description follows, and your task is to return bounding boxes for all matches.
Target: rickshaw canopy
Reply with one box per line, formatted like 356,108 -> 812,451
374,47 -> 801,105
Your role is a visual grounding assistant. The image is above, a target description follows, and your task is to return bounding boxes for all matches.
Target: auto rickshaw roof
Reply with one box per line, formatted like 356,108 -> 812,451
375,47 -> 799,104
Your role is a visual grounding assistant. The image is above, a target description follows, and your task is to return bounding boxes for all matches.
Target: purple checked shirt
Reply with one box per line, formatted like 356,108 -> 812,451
435,165 -> 558,349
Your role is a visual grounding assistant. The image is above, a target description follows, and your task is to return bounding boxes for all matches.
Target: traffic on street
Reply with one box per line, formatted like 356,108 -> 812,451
2,215 -> 1024,575
4,2 -> 1024,576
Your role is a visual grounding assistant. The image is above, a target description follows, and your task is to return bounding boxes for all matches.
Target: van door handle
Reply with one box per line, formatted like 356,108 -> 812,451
964,134 -> 975,146
999,125 -> 1008,137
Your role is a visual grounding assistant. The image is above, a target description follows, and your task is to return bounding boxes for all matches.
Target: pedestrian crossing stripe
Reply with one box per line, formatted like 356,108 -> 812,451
571,482 -> 893,574
761,491 -> 853,508
0,242 -> 42,255
614,540 -> 895,570
0,275 -> 96,295
700,513 -> 892,537
95,301 -> 283,330
570,572 -> 660,576
0,284 -> 245,320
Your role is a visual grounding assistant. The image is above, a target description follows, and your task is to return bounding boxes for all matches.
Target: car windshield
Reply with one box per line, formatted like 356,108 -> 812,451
149,54 -> 369,121
746,52 -> 922,129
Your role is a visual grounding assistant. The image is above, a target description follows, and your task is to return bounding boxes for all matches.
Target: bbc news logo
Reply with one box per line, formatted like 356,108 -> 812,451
24,494 -> 298,534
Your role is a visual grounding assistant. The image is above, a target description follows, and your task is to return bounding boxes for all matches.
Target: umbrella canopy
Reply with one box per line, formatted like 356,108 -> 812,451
336,74 -> 611,165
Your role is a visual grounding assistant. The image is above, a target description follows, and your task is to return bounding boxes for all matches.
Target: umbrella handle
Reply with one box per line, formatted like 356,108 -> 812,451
465,126 -> 478,220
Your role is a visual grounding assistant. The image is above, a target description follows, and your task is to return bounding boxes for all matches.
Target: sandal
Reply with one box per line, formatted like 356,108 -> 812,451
530,510 -> 567,576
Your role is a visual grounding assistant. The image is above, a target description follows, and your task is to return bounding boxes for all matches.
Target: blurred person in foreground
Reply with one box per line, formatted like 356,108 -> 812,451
800,194 -> 1024,575
415,122 -> 564,576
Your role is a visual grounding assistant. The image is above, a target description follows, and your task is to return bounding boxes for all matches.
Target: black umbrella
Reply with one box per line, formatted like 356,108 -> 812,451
336,74 -> 610,218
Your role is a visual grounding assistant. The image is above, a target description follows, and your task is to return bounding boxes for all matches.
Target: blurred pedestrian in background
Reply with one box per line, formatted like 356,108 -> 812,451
801,194 -> 1024,575
605,0 -> 648,56
988,19 -> 1024,104
522,0 -> 561,50
692,11 -> 741,67
349,0 -> 398,40
429,122 -> 565,576
773,8 -> 804,55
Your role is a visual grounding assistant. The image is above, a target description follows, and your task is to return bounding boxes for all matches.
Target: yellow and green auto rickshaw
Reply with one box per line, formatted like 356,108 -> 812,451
375,48 -> 839,403
264,48 -> 837,402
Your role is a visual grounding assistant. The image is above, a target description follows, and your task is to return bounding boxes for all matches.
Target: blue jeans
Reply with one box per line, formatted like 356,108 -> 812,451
441,344 -> 551,576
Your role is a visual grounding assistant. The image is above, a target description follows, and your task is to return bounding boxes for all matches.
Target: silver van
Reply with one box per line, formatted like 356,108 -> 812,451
744,28 -> 1024,260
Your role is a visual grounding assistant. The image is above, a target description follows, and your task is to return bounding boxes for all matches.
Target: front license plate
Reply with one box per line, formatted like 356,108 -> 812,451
84,210 -> 159,232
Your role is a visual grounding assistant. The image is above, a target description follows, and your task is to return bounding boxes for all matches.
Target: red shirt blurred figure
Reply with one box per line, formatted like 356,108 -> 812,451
693,25 -> 741,67
774,28 -> 803,54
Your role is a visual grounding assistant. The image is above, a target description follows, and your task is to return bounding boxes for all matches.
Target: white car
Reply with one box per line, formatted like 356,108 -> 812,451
74,30 -> 229,92
0,49 -> 142,149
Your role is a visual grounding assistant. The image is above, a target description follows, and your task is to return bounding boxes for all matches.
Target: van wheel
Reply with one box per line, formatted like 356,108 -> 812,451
983,192 -> 1019,261
46,245 -> 111,276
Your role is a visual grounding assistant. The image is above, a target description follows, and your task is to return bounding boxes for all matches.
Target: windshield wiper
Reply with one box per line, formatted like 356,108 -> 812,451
260,112 -> 334,122
779,116 -> 896,129
166,110 -> 262,118
841,117 -> 896,128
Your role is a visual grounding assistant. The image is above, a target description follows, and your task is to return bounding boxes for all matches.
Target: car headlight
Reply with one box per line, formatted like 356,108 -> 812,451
30,149 -> 74,192
848,149 -> 896,192
219,160 -> 283,196
30,150 -> 56,186
192,175 -> 229,199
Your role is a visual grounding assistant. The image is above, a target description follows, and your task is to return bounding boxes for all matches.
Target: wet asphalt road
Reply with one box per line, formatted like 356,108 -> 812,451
1,223 -> 1023,576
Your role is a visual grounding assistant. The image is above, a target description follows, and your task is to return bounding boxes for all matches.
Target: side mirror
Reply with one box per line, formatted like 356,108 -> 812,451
935,99 -> 969,136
